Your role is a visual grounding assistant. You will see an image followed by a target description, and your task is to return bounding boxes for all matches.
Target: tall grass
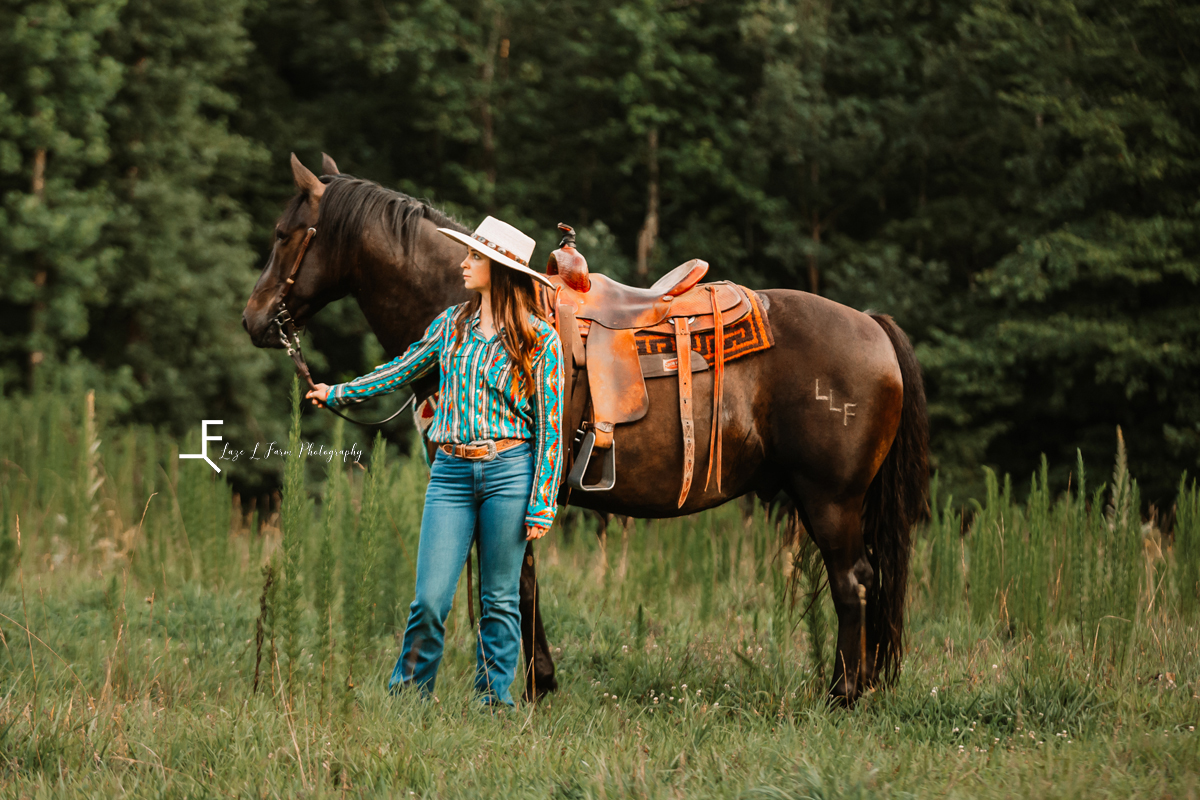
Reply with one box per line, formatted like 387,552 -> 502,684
916,427 -> 1197,676
2,384 -> 1198,797
1176,472 -> 1200,618
4,382 -> 1197,684
312,416 -> 344,716
0,380 -> 253,589
342,431 -> 387,707
923,472 -> 964,614
278,376 -> 309,695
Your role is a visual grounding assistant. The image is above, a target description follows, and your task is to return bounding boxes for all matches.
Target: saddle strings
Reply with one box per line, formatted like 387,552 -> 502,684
703,284 -> 726,493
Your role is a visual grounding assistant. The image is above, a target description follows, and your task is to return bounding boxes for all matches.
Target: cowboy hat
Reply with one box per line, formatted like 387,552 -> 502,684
437,216 -> 554,288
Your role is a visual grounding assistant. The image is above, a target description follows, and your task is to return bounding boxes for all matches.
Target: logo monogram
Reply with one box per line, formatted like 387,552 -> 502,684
179,420 -> 224,473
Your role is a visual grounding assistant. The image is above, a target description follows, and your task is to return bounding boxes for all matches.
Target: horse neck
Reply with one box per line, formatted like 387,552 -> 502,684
353,216 -> 471,358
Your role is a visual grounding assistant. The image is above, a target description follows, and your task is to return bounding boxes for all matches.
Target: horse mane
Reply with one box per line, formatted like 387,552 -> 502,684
293,174 -> 469,269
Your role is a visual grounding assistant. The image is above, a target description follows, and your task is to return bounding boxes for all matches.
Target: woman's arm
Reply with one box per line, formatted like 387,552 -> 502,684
325,306 -> 456,409
525,325 -> 565,536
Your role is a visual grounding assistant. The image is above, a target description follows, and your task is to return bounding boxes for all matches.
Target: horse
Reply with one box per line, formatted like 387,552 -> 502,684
242,153 -> 929,705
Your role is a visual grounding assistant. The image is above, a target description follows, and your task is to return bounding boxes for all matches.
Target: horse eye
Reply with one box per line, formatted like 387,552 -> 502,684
275,230 -> 288,241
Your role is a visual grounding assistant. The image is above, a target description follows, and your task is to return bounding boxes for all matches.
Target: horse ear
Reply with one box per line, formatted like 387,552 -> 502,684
290,152 -> 325,199
321,153 -> 340,176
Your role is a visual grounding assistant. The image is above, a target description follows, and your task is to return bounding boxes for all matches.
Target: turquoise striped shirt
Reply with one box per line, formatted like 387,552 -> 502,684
327,304 -> 564,529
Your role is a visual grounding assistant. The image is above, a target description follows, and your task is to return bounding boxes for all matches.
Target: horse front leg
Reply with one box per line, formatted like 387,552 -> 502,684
519,541 -> 558,701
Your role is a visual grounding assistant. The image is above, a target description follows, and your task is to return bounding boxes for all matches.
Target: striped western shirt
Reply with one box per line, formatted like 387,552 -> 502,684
327,304 -> 564,530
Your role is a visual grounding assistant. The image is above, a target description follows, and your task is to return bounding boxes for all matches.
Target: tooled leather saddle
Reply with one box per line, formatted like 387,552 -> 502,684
540,224 -> 772,508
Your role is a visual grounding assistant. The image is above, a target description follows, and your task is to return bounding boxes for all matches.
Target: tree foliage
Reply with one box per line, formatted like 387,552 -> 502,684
1,0 -> 1196,502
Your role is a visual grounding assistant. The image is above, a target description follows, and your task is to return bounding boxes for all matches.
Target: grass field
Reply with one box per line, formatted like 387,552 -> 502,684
1,382 -> 1198,798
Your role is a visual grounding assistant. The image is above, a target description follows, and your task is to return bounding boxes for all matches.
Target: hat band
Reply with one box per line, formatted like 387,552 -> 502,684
471,233 -> 529,267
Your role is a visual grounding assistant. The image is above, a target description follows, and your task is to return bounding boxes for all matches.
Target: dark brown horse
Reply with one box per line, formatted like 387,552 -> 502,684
242,154 -> 929,704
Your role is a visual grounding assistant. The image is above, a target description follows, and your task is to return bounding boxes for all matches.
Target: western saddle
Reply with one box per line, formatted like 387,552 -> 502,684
542,224 -> 756,508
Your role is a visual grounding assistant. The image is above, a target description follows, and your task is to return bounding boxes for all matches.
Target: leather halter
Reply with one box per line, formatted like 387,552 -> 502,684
270,227 -> 317,380
270,226 -> 413,426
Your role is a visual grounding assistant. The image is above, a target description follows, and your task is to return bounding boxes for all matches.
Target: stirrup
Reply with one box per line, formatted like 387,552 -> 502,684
567,430 -> 616,492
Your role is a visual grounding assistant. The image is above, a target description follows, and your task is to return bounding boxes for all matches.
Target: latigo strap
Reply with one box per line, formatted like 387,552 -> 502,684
674,316 -> 695,507
704,284 -> 726,493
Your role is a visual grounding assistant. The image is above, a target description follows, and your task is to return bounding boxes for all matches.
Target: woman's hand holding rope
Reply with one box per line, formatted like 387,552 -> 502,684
306,383 -> 331,408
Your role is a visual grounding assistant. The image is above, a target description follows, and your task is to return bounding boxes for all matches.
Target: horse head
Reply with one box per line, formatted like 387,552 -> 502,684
242,152 -> 471,356
241,153 -> 351,347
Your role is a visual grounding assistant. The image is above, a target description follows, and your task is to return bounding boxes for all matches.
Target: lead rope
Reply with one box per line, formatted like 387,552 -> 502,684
530,547 -> 538,703
466,528 -> 483,632
278,315 -> 417,426
273,226 -> 417,427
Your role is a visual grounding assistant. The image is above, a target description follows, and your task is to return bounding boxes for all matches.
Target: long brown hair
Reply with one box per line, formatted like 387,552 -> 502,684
453,257 -> 548,401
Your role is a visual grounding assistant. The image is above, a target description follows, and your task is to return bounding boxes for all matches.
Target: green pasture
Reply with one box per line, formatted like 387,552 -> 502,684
1,383 -> 1197,798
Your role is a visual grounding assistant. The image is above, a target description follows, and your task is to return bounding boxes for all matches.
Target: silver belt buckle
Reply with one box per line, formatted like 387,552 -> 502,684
468,439 -> 498,461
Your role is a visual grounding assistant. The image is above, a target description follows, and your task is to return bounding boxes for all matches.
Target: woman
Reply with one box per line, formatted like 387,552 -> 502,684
306,216 -> 564,707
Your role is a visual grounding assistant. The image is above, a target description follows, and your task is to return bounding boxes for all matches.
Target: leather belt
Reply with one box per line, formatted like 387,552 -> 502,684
438,438 -> 525,461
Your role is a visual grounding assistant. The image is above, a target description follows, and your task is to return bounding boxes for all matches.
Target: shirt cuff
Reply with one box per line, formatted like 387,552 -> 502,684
326,383 -> 345,409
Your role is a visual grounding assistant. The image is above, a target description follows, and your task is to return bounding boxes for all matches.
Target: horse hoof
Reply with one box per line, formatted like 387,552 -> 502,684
826,693 -> 855,709
523,673 -> 559,703
826,681 -> 859,709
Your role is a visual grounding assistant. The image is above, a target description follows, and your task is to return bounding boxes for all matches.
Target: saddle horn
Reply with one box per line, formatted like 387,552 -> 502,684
546,223 -> 591,293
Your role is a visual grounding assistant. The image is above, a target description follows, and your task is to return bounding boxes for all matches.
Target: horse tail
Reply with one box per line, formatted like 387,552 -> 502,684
863,313 -> 930,687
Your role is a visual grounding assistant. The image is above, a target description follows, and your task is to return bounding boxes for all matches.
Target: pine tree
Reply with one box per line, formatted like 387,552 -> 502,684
1,0 -> 283,494
0,0 -> 125,389
920,0 -> 1200,500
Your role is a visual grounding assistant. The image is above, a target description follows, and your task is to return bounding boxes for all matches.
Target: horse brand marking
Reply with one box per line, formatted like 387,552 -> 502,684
815,380 -> 857,426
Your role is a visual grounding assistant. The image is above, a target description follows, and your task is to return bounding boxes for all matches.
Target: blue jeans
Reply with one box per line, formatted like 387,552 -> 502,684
389,441 -> 533,705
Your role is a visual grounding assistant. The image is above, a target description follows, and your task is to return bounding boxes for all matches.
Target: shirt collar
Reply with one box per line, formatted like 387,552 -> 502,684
471,308 -> 522,336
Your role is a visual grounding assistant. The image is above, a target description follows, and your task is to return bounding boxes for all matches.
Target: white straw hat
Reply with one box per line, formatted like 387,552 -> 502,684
438,216 -> 553,287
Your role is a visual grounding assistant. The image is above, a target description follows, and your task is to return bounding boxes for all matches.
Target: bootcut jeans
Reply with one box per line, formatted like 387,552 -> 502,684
388,440 -> 533,705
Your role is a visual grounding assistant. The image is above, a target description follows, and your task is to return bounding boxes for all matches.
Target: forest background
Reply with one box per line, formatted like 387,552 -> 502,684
2,0 -> 1198,505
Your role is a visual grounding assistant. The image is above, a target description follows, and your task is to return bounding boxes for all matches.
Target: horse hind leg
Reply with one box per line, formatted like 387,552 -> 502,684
796,495 -> 875,705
